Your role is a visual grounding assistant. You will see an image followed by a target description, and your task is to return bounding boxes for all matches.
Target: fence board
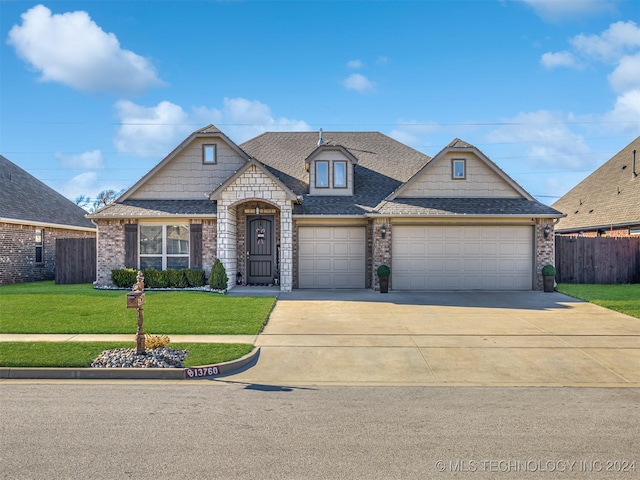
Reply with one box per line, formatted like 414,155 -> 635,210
555,236 -> 640,284
55,238 -> 97,284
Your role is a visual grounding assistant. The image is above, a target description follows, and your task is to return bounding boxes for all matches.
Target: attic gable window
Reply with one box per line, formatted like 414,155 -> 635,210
452,158 -> 466,180
203,144 -> 216,164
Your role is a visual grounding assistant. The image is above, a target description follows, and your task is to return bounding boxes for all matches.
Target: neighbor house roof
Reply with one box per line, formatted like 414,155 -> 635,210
553,136 -> 640,232
0,154 -> 95,230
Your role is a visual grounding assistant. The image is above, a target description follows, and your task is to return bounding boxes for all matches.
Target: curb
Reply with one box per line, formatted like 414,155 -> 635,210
0,347 -> 260,380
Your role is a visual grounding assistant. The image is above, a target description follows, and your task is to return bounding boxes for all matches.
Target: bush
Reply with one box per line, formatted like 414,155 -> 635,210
186,269 -> 206,287
166,269 -> 187,288
145,334 -> 170,350
377,264 -> 391,278
542,264 -> 556,277
111,268 -> 138,288
143,269 -> 169,288
209,259 -> 228,290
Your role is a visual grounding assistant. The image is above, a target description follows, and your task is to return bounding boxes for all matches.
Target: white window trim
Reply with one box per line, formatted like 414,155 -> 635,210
139,224 -> 190,270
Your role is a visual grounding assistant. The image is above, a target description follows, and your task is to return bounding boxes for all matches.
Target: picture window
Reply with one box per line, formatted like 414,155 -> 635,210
139,224 -> 189,270
452,159 -> 466,180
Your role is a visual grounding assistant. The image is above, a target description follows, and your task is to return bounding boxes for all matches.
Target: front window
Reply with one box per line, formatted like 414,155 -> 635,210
316,161 -> 329,187
35,229 -> 43,263
334,161 -> 347,188
140,224 -> 189,270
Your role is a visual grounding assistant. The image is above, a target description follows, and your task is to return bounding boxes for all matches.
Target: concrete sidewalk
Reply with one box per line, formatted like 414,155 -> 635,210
0,334 -> 257,344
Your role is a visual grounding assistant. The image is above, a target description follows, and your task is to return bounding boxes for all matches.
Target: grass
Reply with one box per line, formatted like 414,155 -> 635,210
556,283 -> 640,319
0,281 -> 276,334
0,342 -> 254,368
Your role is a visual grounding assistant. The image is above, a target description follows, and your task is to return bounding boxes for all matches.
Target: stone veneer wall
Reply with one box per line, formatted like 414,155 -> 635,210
535,219 -> 555,290
371,218 -> 391,291
0,222 -> 95,286
216,165 -> 293,291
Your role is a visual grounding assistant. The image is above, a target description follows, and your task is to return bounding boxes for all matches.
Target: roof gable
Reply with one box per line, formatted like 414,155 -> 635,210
119,125 -> 251,201
0,155 -> 95,230
209,159 -> 298,201
388,138 -> 533,201
553,136 -> 640,232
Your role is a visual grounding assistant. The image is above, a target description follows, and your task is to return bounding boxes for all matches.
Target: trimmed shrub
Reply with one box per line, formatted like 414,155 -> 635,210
377,264 -> 391,278
541,264 -> 556,277
143,269 -> 169,288
111,268 -> 138,288
209,259 -> 228,290
166,269 -> 188,288
186,269 -> 206,287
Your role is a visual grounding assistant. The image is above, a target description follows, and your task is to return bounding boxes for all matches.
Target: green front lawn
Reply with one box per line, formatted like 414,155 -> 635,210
0,282 -> 276,334
557,283 -> 640,318
0,342 -> 254,367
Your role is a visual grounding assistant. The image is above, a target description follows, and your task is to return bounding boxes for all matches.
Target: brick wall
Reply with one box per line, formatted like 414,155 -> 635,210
535,220 -> 555,290
0,222 -> 95,286
372,218 -> 391,290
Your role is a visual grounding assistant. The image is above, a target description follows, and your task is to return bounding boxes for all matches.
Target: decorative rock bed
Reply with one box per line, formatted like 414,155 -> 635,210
91,348 -> 188,368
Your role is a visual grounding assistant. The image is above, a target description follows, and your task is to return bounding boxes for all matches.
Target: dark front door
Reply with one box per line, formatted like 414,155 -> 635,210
246,215 -> 274,284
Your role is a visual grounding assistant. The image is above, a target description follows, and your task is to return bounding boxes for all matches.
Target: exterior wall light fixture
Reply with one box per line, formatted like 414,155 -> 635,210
381,225 -> 387,238
543,224 -> 551,239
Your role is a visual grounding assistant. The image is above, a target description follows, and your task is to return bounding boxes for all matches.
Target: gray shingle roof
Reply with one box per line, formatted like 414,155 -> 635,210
0,155 -> 95,229
553,136 -> 640,232
89,200 -> 217,218
241,131 -> 432,212
377,197 -> 563,217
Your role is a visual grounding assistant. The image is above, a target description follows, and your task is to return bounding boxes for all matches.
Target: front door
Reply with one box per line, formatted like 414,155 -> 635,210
246,215 -> 275,284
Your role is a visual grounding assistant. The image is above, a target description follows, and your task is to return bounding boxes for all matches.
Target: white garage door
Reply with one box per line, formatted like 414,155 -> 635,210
298,226 -> 366,288
392,225 -> 533,290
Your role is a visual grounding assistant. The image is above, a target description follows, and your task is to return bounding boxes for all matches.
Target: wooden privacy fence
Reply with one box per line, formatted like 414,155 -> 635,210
55,238 -> 96,284
555,236 -> 640,284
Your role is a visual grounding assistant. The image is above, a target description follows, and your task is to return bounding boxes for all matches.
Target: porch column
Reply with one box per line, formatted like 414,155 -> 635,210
279,203 -> 293,292
217,202 -> 237,290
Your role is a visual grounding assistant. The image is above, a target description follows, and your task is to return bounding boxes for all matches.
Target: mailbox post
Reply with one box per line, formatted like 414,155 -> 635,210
126,271 -> 146,355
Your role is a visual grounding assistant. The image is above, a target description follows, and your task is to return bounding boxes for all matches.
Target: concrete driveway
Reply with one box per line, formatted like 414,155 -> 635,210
226,290 -> 640,387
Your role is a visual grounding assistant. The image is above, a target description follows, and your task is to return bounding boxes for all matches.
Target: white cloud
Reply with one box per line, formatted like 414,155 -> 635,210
346,60 -> 363,69
571,21 -> 640,62
486,111 -> 592,170
343,73 -> 375,94
388,120 -> 441,147
114,100 -> 191,157
515,0 -> 616,22
603,89 -> 640,132
540,51 -> 582,69
608,53 -> 640,93
7,4 -> 164,96
376,56 -> 390,65
59,172 -> 98,200
55,150 -> 105,169
115,97 -> 311,157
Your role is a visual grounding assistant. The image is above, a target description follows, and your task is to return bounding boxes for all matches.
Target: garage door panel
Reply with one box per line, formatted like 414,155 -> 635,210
298,227 -> 366,289
393,225 -> 533,291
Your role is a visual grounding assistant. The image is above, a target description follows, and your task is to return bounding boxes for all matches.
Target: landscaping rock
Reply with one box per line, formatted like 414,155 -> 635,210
90,347 -> 188,368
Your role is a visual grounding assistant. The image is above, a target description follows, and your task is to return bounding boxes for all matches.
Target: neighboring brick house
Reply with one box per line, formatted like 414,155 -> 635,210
0,155 -> 96,285
88,125 -> 563,291
553,136 -> 640,237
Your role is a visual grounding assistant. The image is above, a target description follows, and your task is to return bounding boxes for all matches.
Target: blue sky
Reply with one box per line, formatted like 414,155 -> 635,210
1,0 -> 639,207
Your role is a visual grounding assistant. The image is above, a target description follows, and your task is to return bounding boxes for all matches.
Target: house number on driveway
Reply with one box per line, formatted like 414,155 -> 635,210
185,366 -> 220,378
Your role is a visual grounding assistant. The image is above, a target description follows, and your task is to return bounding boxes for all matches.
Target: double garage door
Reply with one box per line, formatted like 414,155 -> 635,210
392,225 -> 534,290
298,226 -> 366,288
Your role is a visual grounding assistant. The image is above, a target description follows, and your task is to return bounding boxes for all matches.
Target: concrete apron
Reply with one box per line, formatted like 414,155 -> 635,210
225,291 -> 640,387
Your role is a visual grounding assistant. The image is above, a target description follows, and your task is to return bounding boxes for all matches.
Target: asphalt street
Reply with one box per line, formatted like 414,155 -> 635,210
1,382 -> 638,479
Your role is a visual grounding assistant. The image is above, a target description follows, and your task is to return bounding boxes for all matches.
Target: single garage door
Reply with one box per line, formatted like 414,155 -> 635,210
392,225 -> 533,290
298,226 -> 366,288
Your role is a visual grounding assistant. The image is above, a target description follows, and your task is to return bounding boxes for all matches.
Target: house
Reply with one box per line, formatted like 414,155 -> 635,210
0,155 -> 96,286
88,125 -> 563,291
553,136 -> 640,237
